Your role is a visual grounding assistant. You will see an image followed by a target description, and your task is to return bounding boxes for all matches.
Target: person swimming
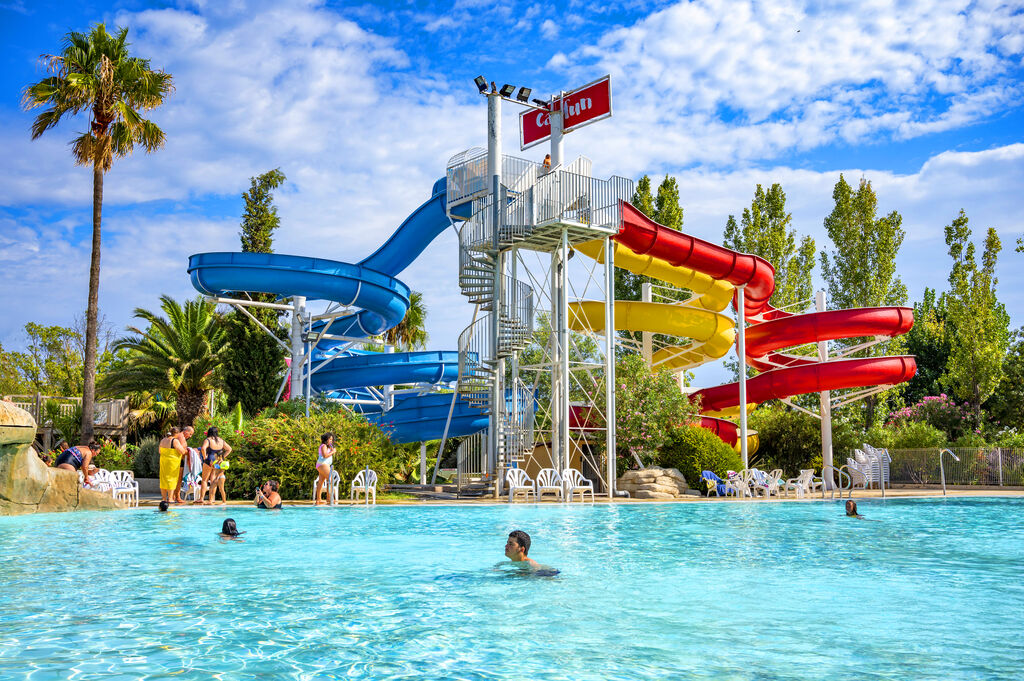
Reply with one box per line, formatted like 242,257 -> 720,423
503,530 -> 559,576
158,500 -> 169,513
219,518 -> 244,540
254,480 -> 283,510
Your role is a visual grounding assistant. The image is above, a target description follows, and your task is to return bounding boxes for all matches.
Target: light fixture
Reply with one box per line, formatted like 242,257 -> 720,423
474,76 -> 488,94
499,83 -> 515,97
516,86 -> 531,102
532,98 -> 549,108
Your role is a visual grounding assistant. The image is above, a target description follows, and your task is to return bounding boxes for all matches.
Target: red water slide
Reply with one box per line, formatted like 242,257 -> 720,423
613,201 -> 917,425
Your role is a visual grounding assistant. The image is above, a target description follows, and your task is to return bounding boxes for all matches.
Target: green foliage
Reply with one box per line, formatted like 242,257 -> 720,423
902,288 -> 952,405
747,407 -> 822,477
222,311 -> 286,416
240,168 -> 286,254
820,174 -> 908,428
887,394 -> 977,441
99,295 -> 228,428
658,425 -> 742,491
132,435 -> 161,478
942,210 -> 1009,412
866,421 -> 947,449
985,327 -> 1024,431
952,431 -> 987,448
45,400 -> 82,444
723,183 -> 815,311
190,406 -> 401,500
93,438 -> 136,472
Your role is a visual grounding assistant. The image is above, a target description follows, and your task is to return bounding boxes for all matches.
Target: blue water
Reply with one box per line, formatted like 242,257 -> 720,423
1,497 -> 1022,680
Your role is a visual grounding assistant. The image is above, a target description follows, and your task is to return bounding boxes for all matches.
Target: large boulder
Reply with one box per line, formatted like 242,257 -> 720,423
0,402 -> 120,515
617,466 -> 689,499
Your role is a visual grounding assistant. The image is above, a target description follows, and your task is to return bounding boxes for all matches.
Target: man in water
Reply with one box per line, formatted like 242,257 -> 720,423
505,530 -> 539,568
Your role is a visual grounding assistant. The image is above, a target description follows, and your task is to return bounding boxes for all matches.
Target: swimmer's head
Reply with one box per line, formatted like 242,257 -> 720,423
158,500 -> 169,512
506,530 -> 531,560
222,518 -> 240,536
845,500 -> 858,516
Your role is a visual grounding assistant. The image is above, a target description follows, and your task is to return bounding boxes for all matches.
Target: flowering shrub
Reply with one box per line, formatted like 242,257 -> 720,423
93,438 -> 136,471
887,394 -> 979,441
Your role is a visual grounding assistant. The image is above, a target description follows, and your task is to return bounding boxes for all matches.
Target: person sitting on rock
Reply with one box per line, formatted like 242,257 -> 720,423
55,441 -> 99,485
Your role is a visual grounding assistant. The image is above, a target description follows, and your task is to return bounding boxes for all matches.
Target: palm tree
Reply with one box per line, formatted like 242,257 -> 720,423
382,291 -> 429,350
22,23 -> 173,443
98,296 -> 228,428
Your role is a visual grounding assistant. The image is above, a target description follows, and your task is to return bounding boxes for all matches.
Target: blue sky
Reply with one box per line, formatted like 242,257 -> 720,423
1,0 -> 1022,389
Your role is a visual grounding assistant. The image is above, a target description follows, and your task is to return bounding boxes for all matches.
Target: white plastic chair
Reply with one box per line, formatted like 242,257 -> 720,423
535,468 -> 564,501
313,469 -> 341,505
350,469 -> 377,504
109,470 -> 139,507
746,468 -> 771,498
725,470 -> 752,498
561,468 -> 595,502
83,469 -> 116,496
785,469 -> 815,498
182,448 -> 203,502
506,468 -> 536,502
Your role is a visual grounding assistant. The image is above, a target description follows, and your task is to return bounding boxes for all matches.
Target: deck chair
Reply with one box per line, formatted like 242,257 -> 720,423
183,447 -> 203,502
701,470 -> 731,497
785,469 -> 816,498
506,468 -> 536,502
351,469 -> 377,504
535,468 -> 564,501
109,470 -> 139,507
726,470 -> 752,498
313,469 -> 341,505
562,468 -> 595,502
746,468 -> 771,498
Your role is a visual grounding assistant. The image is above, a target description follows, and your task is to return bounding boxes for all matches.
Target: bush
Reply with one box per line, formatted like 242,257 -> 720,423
888,422 -> 947,449
93,438 -> 136,472
658,425 -> 742,492
747,407 -> 821,477
190,408 -> 401,500
952,431 -> 987,448
133,436 -> 161,478
888,394 -> 978,441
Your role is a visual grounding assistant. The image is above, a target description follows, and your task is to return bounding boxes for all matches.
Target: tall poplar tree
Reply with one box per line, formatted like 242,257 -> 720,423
819,175 -> 908,428
901,287 -> 952,405
222,169 -> 288,414
941,210 -> 1008,413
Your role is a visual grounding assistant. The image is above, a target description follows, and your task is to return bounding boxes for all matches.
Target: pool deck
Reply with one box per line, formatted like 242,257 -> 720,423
134,486 -> 1024,508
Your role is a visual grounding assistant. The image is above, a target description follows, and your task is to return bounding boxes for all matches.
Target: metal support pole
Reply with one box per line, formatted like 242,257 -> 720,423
305,339 -> 311,417
290,296 -> 306,401
420,441 -> 427,486
487,91 -> 503,495
550,94 -> 564,168
998,448 -> 1004,486
559,228 -> 570,474
550,249 -> 561,470
816,291 -> 834,489
641,281 -> 653,369
604,236 -> 617,498
737,286 -> 748,469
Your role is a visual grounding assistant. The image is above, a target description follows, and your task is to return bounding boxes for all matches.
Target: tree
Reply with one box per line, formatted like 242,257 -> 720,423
0,343 -> 32,396
819,175 -> 908,428
382,291 -> 429,350
984,326 -> 1024,431
98,295 -> 228,428
901,287 -> 953,405
23,23 -> 173,444
941,210 -> 1008,413
222,169 -> 288,414
723,183 -> 814,310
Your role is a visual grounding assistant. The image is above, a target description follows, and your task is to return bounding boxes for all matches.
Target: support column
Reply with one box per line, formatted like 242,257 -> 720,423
420,441 -> 427,486
559,228 -> 570,473
817,290 -> 834,488
736,287 -> 748,469
487,91 -> 502,492
550,95 -> 564,168
641,281 -> 653,369
604,236 -> 617,498
290,295 -> 306,402
550,249 -> 561,471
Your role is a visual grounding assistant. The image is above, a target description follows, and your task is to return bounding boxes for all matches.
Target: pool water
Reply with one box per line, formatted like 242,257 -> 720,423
1,497 -> 1022,680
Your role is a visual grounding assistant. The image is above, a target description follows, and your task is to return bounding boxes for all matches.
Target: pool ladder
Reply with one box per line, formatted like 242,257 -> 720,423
819,465 -> 854,500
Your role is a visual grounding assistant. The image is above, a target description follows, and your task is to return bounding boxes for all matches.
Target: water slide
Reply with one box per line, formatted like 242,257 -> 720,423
574,200 -> 916,447
188,178 -> 488,443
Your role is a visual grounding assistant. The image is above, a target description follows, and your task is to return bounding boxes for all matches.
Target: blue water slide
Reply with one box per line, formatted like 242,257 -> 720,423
187,178 -> 485,444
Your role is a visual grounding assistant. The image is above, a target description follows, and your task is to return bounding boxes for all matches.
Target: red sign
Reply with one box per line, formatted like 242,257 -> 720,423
519,75 -> 612,150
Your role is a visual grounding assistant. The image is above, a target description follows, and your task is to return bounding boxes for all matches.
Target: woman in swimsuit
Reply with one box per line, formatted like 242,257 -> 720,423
157,429 -> 187,503
314,432 -> 335,506
55,441 -> 100,485
254,480 -> 283,509
199,427 -> 232,505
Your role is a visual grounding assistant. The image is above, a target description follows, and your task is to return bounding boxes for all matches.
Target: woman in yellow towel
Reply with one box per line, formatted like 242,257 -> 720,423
158,427 -> 187,503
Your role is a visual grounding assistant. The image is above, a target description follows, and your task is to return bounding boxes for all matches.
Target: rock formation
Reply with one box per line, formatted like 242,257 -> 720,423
0,401 -> 121,515
617,467 -> 689,499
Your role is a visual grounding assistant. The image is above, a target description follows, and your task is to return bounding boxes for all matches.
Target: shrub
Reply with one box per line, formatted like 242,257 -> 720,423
133,436 -> 161,478
888,422 -> 947,449
952,431 -> 987,448
93,438 -> 135,472
888,394 -> 978,441
992,429 -> 1024,448
190,408 -> 401,500
658,425 -> 742,491
747,407 -> 821,477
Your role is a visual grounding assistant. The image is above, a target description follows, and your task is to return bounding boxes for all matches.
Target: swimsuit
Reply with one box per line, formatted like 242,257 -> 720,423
55,447 -> 85,469
317,445 -> 334,468
257,501 -> 283,510
205,440 -> 224,466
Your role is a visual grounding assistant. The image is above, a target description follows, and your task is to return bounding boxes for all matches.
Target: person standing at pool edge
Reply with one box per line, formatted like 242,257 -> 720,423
158,428 -> 186,503
199,427 -> 232,505
505,530 -> 539,568
314,432 -> 335,505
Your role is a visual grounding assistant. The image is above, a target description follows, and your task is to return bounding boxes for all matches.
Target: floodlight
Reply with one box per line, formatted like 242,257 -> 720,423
532,98 -> 549,108
499,83 -> 515,97
474,76 -> 488,94
516,86 -> 531,102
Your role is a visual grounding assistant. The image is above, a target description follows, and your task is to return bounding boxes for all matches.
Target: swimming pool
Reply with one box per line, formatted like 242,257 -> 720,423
1,497 -> 1022,680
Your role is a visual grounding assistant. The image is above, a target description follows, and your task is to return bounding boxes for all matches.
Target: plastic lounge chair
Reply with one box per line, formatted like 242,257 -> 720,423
82,469 -> 116,496
109,470 -> 139,507
562,468 -> 595,502
765,469 -> 783,497
313,469 -> 341,505
701,470 -> 731,497
726,470 -> 752,498
784,469 -> 815,498
747,468 -> 771,498
846,456 -> 870,490
535,468 -> 564,501
506,468 -> 535,502
350,469 -> 377,504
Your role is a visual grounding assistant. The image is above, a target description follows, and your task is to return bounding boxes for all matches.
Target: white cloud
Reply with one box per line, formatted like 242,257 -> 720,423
540,19 -> 558,39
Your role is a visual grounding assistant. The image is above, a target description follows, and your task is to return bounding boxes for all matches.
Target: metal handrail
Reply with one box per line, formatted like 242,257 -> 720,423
820,464 -> 853,500
939,448 -> 960,496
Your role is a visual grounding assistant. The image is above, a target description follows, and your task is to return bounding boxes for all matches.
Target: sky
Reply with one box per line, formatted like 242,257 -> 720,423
1,0 -> 1022,390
